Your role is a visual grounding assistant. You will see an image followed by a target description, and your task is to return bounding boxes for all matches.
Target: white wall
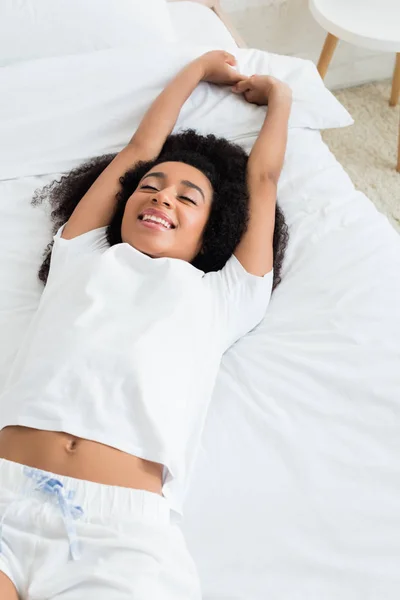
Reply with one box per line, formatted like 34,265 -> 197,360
221,0 -> 395,90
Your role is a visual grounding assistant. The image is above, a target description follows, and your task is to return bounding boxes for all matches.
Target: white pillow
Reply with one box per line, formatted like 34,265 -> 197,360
0,0 -> 176,67
0,42 -> 353,181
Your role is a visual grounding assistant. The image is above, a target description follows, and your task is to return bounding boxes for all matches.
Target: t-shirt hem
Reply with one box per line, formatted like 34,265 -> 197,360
1,416 -> 183,515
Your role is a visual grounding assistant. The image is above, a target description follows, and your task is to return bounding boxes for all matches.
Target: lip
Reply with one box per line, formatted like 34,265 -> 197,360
139,220 -> 174,232
138,208 -> 176,228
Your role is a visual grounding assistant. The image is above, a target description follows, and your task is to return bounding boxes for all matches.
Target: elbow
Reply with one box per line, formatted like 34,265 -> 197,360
248,169 -> 279,192
127,139 -> 159,161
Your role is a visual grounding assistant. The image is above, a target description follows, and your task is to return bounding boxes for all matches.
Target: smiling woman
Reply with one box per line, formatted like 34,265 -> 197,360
108,131 -> 253,270
33,128 -> 288,287
0,49 -> 290,600
121,161 -> 214,261
32,49 -> 289,285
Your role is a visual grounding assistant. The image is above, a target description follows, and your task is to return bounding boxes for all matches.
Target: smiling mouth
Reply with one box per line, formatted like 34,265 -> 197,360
138,217 -> 175,232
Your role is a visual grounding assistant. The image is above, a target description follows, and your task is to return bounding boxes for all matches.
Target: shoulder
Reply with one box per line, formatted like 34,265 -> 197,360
204,253 -> 273,293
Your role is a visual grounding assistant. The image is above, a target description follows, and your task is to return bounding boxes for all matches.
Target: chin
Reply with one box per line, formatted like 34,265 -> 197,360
137,243 -> 166,259
124,235 -> 163,257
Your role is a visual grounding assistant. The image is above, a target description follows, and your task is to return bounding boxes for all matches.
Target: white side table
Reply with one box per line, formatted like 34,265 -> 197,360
309,0 -> 400,172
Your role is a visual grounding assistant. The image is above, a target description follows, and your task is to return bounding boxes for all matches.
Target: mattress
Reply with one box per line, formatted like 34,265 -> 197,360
1,5 -> 400,598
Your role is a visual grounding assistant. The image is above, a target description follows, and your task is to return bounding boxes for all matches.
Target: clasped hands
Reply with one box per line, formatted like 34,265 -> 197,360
194,50 -> 292,106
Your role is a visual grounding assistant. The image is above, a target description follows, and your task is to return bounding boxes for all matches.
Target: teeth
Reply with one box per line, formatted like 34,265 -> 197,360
142,214 -> 172,229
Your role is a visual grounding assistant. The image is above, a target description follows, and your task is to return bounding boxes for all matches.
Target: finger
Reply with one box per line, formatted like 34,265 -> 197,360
230,72 -> 247,85
232,78 -> 252,93
244,89 -> 261,105
224,52 -> 237,66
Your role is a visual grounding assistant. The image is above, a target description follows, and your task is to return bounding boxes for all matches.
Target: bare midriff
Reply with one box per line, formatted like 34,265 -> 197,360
0,426 -> 163,495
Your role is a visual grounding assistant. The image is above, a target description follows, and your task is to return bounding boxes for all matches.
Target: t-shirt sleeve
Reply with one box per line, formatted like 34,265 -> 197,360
49,223 -> 110,273
204,253 -> 274,354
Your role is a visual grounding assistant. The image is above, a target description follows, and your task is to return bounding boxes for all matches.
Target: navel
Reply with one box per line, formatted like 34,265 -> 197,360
65,437 -> 78,453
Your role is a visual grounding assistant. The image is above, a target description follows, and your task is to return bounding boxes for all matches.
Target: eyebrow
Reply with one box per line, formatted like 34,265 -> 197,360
142,172 -> 205,202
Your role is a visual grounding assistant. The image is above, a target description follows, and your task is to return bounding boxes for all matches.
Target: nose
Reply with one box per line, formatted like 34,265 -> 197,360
151,187 -> 174,208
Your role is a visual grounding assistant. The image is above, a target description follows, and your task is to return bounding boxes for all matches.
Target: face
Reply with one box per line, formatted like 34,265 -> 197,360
121,161 -> 213,262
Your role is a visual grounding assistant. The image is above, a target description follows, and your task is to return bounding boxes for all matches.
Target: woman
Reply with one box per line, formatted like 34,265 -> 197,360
0,50 -> 291,599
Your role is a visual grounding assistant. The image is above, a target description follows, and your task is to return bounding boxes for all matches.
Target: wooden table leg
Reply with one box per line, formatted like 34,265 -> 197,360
390,53 -> 400,107
317,33 -> 339,80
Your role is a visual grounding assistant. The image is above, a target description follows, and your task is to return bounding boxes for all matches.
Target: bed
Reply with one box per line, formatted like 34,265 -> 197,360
1,1 -> 400,598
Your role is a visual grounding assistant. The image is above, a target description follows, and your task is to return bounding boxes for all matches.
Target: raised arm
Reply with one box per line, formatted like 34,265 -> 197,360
62,51 -> 245,240
231,76 -> 292,276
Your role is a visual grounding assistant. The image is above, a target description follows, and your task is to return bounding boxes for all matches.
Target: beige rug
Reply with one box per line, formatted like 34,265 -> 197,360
322,80 -> 400,233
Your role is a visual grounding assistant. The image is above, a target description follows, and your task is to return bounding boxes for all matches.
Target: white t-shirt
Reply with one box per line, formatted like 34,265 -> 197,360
0,225 -> 273,517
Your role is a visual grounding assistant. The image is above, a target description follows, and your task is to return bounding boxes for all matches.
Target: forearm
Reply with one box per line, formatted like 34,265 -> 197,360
247,93 -> 291,186
129,60 -> 204,157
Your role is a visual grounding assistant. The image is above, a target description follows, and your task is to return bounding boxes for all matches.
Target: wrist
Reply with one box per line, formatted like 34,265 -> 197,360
269,86 -> 292,104
188,57 -> 206,81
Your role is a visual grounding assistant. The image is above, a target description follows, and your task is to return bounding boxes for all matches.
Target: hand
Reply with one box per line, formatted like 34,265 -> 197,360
231,75 -> 292,106
195,51 -> 246,86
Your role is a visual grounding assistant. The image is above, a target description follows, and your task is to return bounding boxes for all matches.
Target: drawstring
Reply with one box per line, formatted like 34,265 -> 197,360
0,467 -> 84,561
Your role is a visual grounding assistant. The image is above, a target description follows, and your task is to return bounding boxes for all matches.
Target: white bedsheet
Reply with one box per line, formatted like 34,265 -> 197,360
1,41 -> 400,599
183,128 -> 400,599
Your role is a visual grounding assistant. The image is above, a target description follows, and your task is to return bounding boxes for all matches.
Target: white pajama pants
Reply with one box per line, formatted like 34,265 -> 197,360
0,458 -> 202,599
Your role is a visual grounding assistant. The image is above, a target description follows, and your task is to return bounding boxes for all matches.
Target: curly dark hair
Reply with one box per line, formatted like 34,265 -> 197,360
32,129 -> 289,290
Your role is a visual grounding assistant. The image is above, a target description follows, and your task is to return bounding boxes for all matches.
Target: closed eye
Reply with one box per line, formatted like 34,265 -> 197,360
140,185 -> 159,191
141,185 -> 196,205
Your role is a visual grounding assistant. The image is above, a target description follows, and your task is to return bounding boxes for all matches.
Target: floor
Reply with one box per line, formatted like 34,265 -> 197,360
322,80 -> 400,233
